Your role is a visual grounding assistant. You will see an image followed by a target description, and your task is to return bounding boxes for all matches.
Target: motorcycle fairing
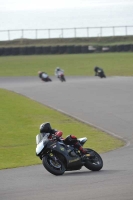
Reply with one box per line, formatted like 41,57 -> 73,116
36,133 -> 50,155
36,133 -> 50,145
36,140 -> 44,155
36,135 -> 85,169
47,141 -> 83,168
78,137 -> 87,145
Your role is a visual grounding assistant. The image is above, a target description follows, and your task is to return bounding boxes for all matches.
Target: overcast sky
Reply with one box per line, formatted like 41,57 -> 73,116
0,0 -> 133,11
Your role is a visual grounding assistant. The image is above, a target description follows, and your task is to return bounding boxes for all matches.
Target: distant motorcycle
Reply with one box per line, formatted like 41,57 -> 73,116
40,73 -> 52,82
94,67 -> 106,78
97,69 -> 106,78
58,71 -> 66,82
36,133 -> 103,176
41,76 -> 52,82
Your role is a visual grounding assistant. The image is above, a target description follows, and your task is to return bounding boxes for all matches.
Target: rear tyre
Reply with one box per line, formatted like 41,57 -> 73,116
84,148 -> 103,171
62,76 -> 66,81
48,78 -> 52,81
60,75 -> 66,82
43,154 -> 65,175
100,72 -> 106,78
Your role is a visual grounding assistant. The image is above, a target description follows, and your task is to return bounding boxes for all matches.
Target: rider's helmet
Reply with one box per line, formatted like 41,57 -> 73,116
56,67 -> 60,71
38,71 -> 42,75
39,122 -> 52,133
94,66 -> 98,72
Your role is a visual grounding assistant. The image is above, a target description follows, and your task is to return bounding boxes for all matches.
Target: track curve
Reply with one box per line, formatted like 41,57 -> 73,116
0,76 -> 133,200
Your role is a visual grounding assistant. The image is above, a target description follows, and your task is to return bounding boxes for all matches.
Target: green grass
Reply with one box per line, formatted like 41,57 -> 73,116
0,89 -> 124,169
0,53 -> 133,77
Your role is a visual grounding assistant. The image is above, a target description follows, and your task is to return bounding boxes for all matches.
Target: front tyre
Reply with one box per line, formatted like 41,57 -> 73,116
42,155 -> 65,175
84,149 -> 103,171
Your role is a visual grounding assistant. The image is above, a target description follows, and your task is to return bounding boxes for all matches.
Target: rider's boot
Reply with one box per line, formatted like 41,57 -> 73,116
79,146 -> 87,154
74,142 -> 87,154
78,145 -> 91,161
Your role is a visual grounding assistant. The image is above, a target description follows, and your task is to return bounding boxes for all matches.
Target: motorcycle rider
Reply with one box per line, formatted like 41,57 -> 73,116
55,67 -> 64,78
38,71 -> 51,82
39,122 -> 87,154
94,66 -> 106,77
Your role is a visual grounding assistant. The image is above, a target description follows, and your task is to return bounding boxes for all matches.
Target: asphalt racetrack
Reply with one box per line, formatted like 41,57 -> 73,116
0,76 -> 133,200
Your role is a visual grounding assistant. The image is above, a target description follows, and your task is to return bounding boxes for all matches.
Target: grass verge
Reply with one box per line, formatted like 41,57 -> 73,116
0,53 -> 133,77
0,89 -> 124,169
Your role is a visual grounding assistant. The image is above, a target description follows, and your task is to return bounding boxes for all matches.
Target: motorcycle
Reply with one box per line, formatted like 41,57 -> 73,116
97,69 -> 106,78
58,71 -> 66,82
36,133 -> 103,176
41,76 -> 52,82
38,71 -> 52,82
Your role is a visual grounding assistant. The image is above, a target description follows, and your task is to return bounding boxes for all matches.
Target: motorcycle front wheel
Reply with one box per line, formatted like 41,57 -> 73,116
84,148 -> 103,171
42,154 -> 65,175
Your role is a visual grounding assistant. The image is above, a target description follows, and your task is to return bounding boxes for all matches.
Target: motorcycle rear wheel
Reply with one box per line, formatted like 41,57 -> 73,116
43,155 -> 65,175
84,149 -> 103,171
60,76 -> 66,82
62,76 -> 66,81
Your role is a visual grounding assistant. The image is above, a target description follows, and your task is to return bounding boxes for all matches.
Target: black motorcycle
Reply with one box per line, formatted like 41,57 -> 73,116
38,72 -> 52,82
36,133 -> 103,176
41,76 -> 52,82
94,67 -> 106,78
97,69 -> 106,78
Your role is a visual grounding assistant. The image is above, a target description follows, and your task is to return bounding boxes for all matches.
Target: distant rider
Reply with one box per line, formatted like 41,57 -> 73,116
94,66 -> 106,78
38,71 -> 51,82
39,122 -> 87,154
94,66 -> 102,76
55,67 -> 64,78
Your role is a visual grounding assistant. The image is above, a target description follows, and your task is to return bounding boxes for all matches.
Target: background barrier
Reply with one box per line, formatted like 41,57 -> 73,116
0,44 -> 133,56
